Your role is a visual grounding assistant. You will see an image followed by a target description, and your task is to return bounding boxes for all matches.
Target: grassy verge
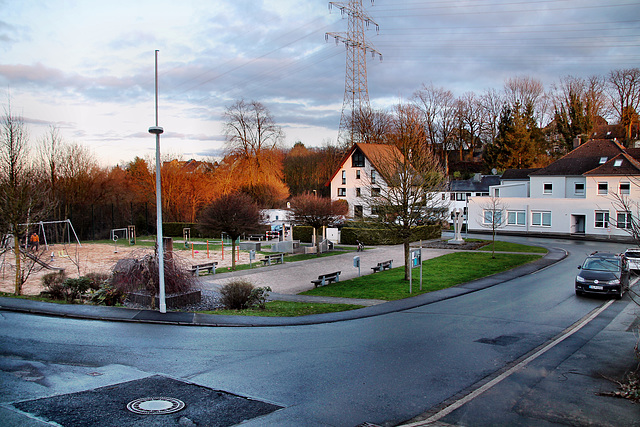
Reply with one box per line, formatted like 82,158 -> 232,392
0,291 -> 69,304
301,252 -> 542,301
198,301 -> 364,317
469,240 -> 548,253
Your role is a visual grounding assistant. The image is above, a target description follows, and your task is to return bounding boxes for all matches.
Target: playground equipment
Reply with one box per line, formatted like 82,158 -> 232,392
18,219 -> 81,250
110,225 -> 136,246
183,228 -> 191,249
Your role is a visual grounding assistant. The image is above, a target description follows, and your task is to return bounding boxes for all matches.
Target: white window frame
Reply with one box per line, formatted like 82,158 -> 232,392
507,210 -> 526,226
371,170 -> 377,184
619,182 -> 630,195
574,182 -> 585,195
616,211 -> 632,229
337,187 -> 346,197
543,183 -> 552,194
341,170 -> 346,185
532,211 -> 551,227
483,209 -> 502,225
594,210 -> 609,228
598,182 -> 608,195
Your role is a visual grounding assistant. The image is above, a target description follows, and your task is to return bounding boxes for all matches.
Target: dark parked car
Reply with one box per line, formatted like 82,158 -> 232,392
575,252 -> 630,299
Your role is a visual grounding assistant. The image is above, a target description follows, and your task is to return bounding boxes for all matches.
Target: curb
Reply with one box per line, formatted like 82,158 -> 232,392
0,247 -> 567,327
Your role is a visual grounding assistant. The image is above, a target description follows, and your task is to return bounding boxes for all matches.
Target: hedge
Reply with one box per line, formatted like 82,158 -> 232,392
292,226 -> 314,243
340,224 -> 441,245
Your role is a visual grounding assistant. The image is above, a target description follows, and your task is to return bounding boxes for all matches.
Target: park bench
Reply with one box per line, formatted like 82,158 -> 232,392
261,253 -> 285,266
371,260 -> 393,273
248,234 -> 264,241
311,271 -> 341,287
189,261 -> 217,276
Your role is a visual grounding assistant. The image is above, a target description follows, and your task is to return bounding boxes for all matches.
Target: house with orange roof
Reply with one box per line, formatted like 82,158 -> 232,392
327,143 -> 405,218
467,139 -> 640,240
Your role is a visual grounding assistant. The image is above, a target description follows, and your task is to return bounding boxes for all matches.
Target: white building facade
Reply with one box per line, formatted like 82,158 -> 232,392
468,139 -> 640,240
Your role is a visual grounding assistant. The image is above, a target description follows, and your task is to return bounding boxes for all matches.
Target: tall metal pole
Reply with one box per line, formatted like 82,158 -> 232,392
149,49 -> 166,313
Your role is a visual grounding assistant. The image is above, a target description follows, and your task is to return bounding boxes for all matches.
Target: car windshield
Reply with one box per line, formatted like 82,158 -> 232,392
625,251 -> 640,258
583,258 -> 620,272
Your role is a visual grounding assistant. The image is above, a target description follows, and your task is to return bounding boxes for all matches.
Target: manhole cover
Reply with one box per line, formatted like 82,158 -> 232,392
127,397 -> 185,415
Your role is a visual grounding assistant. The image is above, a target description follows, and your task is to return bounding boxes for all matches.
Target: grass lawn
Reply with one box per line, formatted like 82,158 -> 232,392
469,240 -> 548,253
199,301 -> 364,317
301,252 -> 542,301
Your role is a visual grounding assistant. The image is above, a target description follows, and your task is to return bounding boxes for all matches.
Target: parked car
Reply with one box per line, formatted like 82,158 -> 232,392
623,248 -> 640,271
575,252 -> 630,299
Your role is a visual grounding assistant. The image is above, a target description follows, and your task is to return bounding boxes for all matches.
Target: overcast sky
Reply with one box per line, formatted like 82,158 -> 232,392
1,0 -> 638,166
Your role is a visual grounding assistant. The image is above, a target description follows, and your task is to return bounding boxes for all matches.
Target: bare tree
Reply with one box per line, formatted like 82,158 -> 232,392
349,107 -> 392,145
608,68 -> 640,144
479,88 -> 504,147
413,83 -> 457,171
455,92 -> 484,161
289,193 -> 348,255
197,193 -> 262,270
504,75 -> 548,126
478,195 -> 507,258
223,99 -> 284,158
366,103 -> 449,280
0,102 -> 51,294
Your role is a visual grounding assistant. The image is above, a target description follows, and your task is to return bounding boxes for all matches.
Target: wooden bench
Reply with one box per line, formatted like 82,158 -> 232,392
311,271 -> 341,287
261,253 -> 285,266
371,260 -> 393,273
189,261 -> 217,276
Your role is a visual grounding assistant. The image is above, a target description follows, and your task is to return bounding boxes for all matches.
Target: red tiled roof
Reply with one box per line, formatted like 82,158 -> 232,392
530,139 -> 628,176
327,143 -> 404,185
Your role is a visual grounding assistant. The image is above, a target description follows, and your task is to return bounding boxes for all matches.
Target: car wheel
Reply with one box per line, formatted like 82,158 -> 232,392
575,290 -> 583,297
615,288 -> 623,300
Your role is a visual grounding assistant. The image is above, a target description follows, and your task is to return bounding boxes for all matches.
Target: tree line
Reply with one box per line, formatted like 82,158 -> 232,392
1,68 -> 638,244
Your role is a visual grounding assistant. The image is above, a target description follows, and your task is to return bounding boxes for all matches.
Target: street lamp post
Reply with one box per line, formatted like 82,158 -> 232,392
149,49 -> 166,313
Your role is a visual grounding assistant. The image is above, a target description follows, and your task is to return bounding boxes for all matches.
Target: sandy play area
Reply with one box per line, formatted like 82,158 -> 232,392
0,242 -> 250,296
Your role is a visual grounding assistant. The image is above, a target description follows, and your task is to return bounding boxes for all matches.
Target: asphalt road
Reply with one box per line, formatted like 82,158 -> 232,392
1,236 -> 638,426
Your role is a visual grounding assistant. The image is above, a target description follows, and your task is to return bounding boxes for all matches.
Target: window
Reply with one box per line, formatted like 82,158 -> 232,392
599,156 -> 608,164
355,187 -> 361,197
598,182 -> 608,195
574,182 -> 585,195
507,210 -> 526,226
371,170 -> 376,184
620,182 -> 630,195
532,211 -> 551,227
455,193 -> 466,201
354,205 -> 363,218
483,210 -> 502,225
337,188 -> 346,197
356,170 -> 361,179
450,193 -> 455,200
371,187 -> 381,196
341,170 -> 346,185
543,183 -> 553,194
617,211 -> 632,229
478,192 -> 489,197
595,211 -> 609,228
352,150 -> 365,167
614,159 -> 623,167
494,188 -> 500,197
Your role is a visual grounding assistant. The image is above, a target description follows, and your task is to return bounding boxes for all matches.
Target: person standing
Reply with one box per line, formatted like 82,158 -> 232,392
29,232 -> 40,251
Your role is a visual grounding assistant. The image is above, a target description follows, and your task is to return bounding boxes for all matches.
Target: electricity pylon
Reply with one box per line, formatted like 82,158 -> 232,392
326,0 -> 382,146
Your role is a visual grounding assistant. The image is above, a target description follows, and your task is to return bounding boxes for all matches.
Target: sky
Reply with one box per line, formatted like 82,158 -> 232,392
1,0 -> 639,166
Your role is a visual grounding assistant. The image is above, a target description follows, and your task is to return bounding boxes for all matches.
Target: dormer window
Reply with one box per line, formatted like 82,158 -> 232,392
614,159 -> 623,167
599,157 -> 608,164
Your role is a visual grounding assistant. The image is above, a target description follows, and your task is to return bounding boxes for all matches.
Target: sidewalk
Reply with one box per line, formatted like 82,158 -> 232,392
0,246 -> 567,327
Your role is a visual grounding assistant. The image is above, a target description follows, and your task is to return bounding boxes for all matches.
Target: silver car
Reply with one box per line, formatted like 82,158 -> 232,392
624,248 -> 640,271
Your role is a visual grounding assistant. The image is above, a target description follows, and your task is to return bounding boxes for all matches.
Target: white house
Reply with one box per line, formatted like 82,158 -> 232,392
468,139 -> 640,240
446,174 -> 501,225
328,143 -> 403,218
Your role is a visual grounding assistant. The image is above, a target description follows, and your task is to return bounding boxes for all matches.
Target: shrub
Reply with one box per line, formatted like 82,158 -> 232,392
220,280 -> 255,310
111,251 -> 195,299
90,284 -> 125,306
62,277 -> 92,302
219,281 -> 272,310
40,271 -> 67,300
248,286 -> 272,310
84,272 -> 111,291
